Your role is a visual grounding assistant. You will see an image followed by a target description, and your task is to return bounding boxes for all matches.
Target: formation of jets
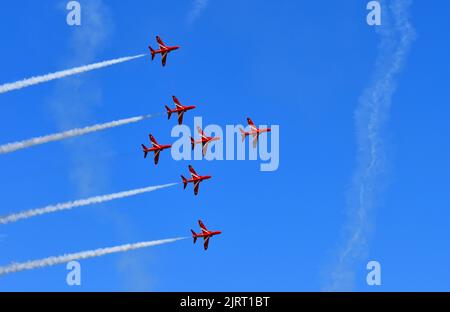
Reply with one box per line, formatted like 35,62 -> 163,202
144,36 -> 271,250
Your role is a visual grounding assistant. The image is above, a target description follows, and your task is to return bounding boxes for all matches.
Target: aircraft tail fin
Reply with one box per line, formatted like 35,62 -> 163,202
141,144 -> 148,158
190,137 -> 195,151
165,105 -> 172,120
191,230 -> 197,244
239,128 -> 247,142
181,175 -> 188,189
148,46 -> 156,60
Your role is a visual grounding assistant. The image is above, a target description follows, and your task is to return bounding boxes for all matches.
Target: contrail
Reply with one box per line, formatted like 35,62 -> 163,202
0,237 -> 187,276
0,54 -> 146,94
0,183 -> 178,225
187,0 -> 209,25
0,113 -> 158,154
327,0 -> 415,290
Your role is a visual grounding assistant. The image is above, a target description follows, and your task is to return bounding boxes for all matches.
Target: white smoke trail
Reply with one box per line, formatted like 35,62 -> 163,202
0,237 -> 187,276
0,113 -> 157,154
327,0 -> 415,290
0,54 -> 146,94
187,0 -> 209,25
0,183 -> 178,225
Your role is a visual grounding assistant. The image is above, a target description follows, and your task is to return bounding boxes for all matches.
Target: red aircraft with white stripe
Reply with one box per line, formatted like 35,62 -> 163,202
190,126 -> 221,156
141,134 -> 172,165
148,36 -> 180,66
191,220 -> 222,251
165,96 -> 196,125
240,117 -> 272,148
181,165 -> 211,196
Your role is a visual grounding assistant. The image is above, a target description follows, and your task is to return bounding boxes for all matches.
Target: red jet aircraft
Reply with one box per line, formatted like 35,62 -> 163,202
141,134 -> 172,165
165,96 -> 196,125
191,220 -> 222,251
190,126 -> 221,156
240,117 -> 272,148
181,165 -> 211,196
148,36 -> 180,67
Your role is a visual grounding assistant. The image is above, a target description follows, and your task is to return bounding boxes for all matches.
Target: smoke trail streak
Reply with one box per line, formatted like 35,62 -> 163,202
187,0 -> 209,25
0,113 -> 158,154
0,54 -> 146,94
0,183 -> 178,225
0,237 -> 186,276
327,0 -> 415,290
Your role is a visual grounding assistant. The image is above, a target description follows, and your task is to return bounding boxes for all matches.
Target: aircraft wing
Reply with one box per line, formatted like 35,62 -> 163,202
177,111 -> 184,125
150,134 -> 160,148
197,126 -> 207,139
156,36 -> 167,49
252,133 -> 259,149
202,142 -> 209,156
189,165 -> 200,178
198,220 -> 208,232
161,51 -> 168,67
203,236 -> 210,250
194,181 -> 200,195
172,96 -> 183,109
247,117 -> 258,131
154,150 -> 160,165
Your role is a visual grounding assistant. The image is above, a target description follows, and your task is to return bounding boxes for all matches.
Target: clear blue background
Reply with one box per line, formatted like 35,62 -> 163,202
0,0 -> 449,291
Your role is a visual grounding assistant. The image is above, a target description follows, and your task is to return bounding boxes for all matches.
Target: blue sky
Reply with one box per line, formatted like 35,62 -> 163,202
0,0 -> 449,291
